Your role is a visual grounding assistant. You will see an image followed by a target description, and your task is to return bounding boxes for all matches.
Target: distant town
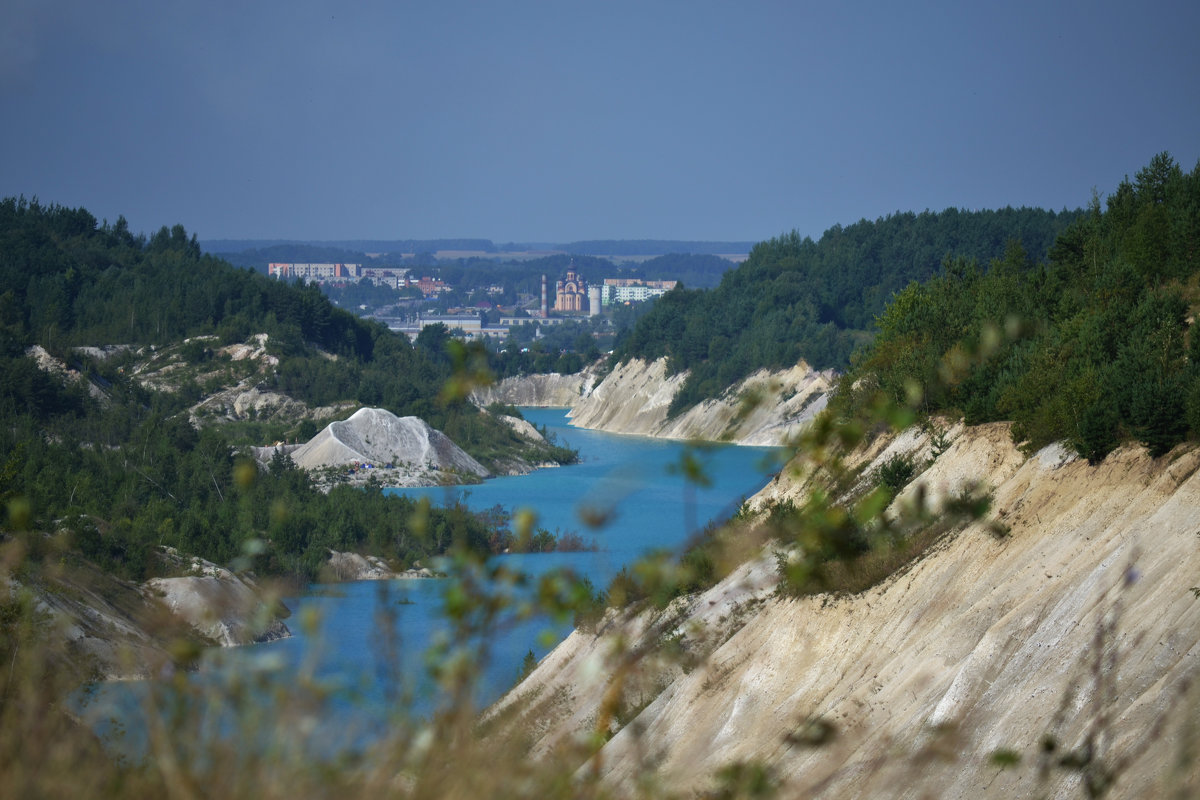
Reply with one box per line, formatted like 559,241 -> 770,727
267,261 -> 682,340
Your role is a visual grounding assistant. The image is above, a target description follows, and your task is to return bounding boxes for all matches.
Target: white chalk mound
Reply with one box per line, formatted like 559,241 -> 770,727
290,407 -> 489,478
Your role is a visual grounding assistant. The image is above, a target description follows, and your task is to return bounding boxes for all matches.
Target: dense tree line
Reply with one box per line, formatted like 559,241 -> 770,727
835,152 -> 1200,462
0,196 -> 575,459
0,349 -> 518,582
1,199 -> 376,359
487,321 -> 604,378
0,198 -> 576,581
613,206 -> 1080,415
1,406 -> 501,582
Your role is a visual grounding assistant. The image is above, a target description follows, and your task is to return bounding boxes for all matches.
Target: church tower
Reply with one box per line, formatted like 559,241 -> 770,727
554,261 -> 588,313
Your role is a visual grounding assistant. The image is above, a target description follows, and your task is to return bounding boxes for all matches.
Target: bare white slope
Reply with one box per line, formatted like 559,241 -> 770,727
499,425 -> 1200,798
476,357 -> 835,446
471,369 -> 598,407
289,407 -> 488,479
146,550 -> 290,647
567,358 -> 834,445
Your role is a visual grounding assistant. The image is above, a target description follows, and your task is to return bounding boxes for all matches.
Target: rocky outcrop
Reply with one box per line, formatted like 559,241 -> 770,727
187,336 -> 353,425
567,358 -> 835,445
471,369 -> 598,407
496,426 -> 1200,798
324,550 -> 435,581
325,550 -> 395,580
145,551 -> 290,647
192,386 -> 354,426
25,344 -> 110,403
494,413 -> 547,443
285,407 -> 489,485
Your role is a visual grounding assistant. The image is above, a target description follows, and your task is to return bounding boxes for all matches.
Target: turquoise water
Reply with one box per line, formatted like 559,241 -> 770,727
76,409 -> 784,750
398,408 -> 784,587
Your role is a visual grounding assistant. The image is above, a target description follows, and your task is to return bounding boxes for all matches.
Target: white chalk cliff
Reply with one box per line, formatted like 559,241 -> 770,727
495,423 -> 1200,798
472,370 -> 597,408
146,551 -> 290,647
568,358 -> 834,445
475,357 -> 835,446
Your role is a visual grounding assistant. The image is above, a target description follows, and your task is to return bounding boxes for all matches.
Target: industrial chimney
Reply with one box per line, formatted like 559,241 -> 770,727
541,274 -> 548,318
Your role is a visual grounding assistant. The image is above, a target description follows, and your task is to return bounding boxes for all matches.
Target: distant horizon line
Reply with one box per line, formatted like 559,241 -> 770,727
199,203 -> 1084,254
200,237 -> 760,246
200,237 -> 762,258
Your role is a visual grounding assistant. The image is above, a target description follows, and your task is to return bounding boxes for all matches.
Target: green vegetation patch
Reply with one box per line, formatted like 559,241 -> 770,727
834,152 -> 1200,463
613,205 -> 1079,416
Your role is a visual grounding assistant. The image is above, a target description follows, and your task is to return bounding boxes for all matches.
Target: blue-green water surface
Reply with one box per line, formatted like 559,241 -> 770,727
77,409 -> 784,752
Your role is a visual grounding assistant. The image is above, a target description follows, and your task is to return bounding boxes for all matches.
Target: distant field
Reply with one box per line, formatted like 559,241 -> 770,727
433,249 -> 748,263
433,249 -> 565,261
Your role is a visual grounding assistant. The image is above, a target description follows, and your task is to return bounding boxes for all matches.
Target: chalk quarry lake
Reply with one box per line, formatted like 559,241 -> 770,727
80,408 -> 784,747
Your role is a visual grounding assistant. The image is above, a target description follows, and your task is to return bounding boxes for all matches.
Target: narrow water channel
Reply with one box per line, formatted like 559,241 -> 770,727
76,408 -> 785,754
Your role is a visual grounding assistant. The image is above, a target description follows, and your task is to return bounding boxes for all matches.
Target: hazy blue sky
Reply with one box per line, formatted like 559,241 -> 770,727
2,0 -> 1197,243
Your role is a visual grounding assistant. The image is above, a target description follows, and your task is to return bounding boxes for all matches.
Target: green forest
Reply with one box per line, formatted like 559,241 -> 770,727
0,198 -> 575,581
3,154 -> 1197,582
614,205 -> 1080,415
834,152 -> 1200,463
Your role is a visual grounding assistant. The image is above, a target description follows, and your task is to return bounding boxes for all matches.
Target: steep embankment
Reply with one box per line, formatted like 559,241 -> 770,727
4,560 -> 185,682
472,370 -> 598,408
145,553 -> 291,648
497,425 -> 1200,798
4,547 -> 291,680
569,358 -> 833,444
477,358 -> 834,446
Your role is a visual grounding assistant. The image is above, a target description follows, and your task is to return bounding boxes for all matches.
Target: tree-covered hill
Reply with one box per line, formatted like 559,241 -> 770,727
0,198 -> 574,581
612,205 -> 1080,415
0,197 -> 545,441
834,152 -> 1200,463
2,199 -> 375,359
